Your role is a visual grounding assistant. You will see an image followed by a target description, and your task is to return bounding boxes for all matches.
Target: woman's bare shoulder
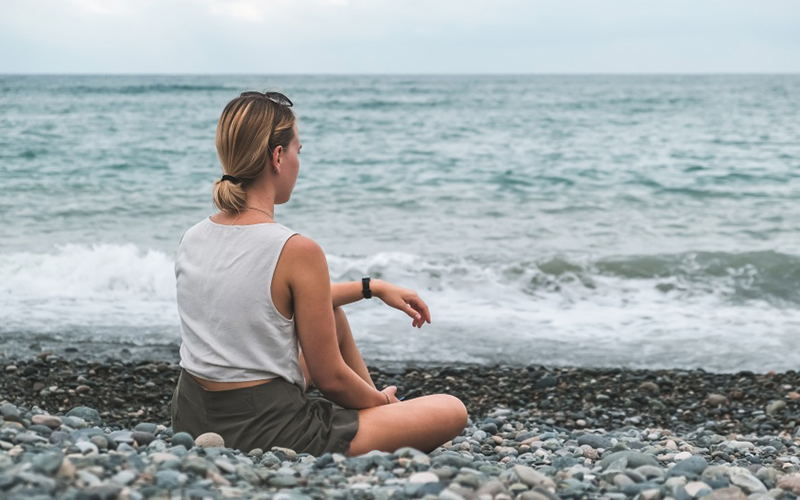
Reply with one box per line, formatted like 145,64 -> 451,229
282,234 -> 327,265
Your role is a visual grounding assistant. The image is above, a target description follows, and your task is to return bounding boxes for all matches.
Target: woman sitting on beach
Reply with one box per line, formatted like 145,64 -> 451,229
171,90 -> 468,456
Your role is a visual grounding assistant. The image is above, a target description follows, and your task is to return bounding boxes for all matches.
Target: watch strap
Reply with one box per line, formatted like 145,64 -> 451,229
362,276 -> 372,299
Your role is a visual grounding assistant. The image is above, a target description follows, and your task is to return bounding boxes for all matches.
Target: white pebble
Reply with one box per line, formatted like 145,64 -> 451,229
195,432 -> 225,448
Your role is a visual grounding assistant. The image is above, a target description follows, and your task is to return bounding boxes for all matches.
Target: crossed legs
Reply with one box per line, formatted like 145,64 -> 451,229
299,306 -> 468,456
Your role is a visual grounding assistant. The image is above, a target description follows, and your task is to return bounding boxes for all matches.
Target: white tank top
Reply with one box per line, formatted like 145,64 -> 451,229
175,216 -> 305,387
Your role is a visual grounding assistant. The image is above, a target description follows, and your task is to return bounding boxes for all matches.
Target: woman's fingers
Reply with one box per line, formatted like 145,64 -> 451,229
379,283 -> 432,328
381,385 -> 401,403
405,303 -> 424,327
408,296 -> 432,325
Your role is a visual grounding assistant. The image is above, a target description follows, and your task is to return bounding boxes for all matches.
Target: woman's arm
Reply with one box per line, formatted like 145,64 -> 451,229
331,279 -> 386,309
332,279 -> 432,328
286,237 -> 389,409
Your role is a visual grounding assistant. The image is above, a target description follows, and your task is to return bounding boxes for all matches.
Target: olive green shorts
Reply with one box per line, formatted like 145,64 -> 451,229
171,369 -> 360,456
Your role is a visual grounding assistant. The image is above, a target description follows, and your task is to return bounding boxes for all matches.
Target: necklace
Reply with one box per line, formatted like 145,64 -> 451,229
245,206 -> 274,219
232,206 -> 274,224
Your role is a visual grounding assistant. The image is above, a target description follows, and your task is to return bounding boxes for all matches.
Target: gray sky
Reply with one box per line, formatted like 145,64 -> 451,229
1,0 -> 799,74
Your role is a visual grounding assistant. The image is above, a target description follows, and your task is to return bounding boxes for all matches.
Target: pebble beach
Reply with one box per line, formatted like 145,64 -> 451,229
2,355 -> 800,500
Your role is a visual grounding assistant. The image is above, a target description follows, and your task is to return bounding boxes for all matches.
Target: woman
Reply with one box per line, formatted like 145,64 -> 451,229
171,90 -> 468,457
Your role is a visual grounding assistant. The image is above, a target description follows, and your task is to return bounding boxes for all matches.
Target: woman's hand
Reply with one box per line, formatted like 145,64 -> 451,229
381,386 -> 401,404
373,279 -> 432,328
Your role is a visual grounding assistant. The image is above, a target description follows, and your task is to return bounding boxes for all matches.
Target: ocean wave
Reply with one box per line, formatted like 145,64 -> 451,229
2,245 -> 795,318
1,243 -> 798,370
328,249 -> 800,307
0,243 -> 178,332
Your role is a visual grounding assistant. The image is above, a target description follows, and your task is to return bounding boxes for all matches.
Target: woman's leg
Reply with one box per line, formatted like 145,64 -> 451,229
348,394 -> 468,456
299,306 -> 376,391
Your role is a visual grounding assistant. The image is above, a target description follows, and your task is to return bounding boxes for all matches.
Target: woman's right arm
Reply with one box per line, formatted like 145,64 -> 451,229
284,235 -> 389,409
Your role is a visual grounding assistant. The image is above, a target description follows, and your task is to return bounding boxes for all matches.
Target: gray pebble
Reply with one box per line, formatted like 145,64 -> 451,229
134,422 -> 158,434
600,451 -> 659,470
668,455 -> 709,478
132,431 -> 156,446
65,406 -> 102,426
577,434 -> 613,449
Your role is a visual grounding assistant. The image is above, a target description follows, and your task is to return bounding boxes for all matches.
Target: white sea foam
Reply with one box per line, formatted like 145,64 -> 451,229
1,243 -> 799,371
0,243 -> 179,333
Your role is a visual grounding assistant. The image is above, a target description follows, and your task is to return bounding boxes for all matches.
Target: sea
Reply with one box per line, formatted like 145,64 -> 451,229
1,74 -> 799,372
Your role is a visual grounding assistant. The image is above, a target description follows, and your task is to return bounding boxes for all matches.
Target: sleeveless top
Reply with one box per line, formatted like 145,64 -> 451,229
175,216 -> 305,388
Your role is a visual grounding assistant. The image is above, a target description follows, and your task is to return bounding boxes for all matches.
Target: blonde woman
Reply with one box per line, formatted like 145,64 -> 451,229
171,91 -> 468,456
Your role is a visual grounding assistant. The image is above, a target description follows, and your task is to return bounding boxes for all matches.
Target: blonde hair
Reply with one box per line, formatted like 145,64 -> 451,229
212,92 -> 296,212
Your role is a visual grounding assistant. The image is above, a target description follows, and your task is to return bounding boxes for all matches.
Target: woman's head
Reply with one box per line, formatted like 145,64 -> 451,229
212,91 -> 298,212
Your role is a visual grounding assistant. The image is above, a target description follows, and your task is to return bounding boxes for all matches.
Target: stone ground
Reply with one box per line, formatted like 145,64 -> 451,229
1,355 -> 800,500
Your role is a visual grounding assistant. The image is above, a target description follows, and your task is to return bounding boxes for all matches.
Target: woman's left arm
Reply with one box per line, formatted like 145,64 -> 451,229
331,279 -> 432,328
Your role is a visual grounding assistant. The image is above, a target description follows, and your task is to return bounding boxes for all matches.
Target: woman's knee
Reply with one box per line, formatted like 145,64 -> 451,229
349,393 -> 467,455
420,393 -> 468,438
441,394 -> 469,436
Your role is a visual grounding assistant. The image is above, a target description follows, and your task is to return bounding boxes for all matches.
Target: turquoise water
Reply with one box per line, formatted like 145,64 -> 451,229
1,75 -> 799,371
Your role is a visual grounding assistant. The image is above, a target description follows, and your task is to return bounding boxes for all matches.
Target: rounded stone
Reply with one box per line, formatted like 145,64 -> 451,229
409,472 -> 440,483
90,435 -> 109,451
195,432 -> 225,448
577,434 -> 613,450
730,472 -> 767,494
707,394 -> 729,406
32,451 -> 65,475
269,475 -> 298,487
0,404 -> 21,422
132,432 -> 156,446
31,414 -> 62,429
134,422 -> 158,434
28,424 -> 53,436
685,481 -> 712,497
65,406 -> 101,426
777,473 -> 800,494
171,432 -> 195,450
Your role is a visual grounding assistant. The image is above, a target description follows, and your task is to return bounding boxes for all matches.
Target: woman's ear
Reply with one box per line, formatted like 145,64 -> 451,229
271,145 -> 283,173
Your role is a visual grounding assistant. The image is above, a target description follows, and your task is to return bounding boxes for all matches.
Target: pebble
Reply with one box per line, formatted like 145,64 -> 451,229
577,433 -> 613,449
600,451 -> 659,470
31,414 -> 62,429
409,471 -> 439,483
667,455 -> 709,477
766,400 -> 787,415
132,431 -> 156,446
729,470 -> 767,494
777,473 -> 800,494
684,481 -> 712,497
703,487 -> 747,500
65,406 -> 102,426
195,432 -> 225,448
513,465 -> 556,490
707,394 -> 729,406
171,431 -> 195,449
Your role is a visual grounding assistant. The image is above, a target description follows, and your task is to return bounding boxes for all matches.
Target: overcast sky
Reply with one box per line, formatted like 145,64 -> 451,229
1,0 -> 798,74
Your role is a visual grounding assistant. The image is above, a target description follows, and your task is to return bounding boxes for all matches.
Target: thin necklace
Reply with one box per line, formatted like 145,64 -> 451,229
232,206 -> 274,224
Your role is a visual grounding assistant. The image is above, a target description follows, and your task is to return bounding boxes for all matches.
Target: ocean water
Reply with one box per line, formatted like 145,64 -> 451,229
1,74 -> 799,372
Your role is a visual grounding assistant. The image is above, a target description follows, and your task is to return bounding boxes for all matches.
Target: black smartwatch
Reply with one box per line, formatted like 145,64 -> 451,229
362,276 -> 372,299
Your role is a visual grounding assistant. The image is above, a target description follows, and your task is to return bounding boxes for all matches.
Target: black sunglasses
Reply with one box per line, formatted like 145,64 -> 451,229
240,91 -> 293,107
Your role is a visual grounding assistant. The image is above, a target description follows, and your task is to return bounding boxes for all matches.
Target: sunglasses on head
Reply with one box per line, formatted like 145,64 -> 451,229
240,91 -> 293,107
